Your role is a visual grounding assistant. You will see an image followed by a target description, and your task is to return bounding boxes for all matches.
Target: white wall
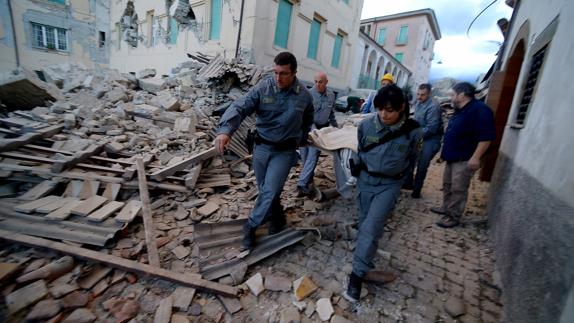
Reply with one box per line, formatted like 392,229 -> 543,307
498,0 -> 574,206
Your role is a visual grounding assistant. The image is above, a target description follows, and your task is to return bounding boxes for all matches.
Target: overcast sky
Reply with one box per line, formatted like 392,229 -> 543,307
361,0 -> 513,82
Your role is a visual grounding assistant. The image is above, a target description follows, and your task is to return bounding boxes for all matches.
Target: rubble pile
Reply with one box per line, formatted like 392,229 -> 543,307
0,55 -> 352,322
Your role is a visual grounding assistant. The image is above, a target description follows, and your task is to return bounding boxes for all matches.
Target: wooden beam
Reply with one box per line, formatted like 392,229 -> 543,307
52,144 -> 103,173
0,124 -> 64,152
150,148 -> 217,182
0,229 -> 238,297
135,156 -> 161,268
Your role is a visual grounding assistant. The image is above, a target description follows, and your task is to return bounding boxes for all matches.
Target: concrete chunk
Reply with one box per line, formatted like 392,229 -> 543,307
245,272 -> 265,296
293,276 -> 318,301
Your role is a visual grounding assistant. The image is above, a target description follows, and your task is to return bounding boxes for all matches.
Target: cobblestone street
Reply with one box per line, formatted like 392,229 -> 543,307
234,155 -> 504,322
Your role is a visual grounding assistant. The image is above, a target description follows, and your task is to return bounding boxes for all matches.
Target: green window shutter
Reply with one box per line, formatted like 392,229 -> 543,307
397,25 -> 408,44
331,34 -> 343,68
209,0 -> 222,40
395,52 -> 404,62
169,18 -> 178,44
377,28 -> 386,45
307,19 -> 320,59
274,0 -> 293,48
48,0 -> 65,4
342,0 -> 349,4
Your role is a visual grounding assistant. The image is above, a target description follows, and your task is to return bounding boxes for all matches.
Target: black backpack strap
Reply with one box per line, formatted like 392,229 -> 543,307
361,118 -> 420,152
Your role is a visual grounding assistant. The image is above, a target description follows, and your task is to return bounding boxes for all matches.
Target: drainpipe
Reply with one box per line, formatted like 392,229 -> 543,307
7,0 -> 20,68
234,0 -> 245,59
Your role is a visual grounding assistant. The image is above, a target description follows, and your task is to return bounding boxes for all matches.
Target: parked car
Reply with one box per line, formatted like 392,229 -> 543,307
335,88 -> 377,113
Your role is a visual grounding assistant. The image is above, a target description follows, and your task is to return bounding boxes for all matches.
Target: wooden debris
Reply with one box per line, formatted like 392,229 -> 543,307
114,200 -> 142,223
184,165 -> 202,189
36,197 -> 75,214
79,181 -> 100,200
44,199 -> 81,221
15,195 -> 59,213
52,144 -> 103,173
0,124 -> 64,153
19,180 -> 59,200
71,195 -> 108,216
62,180 -> 83,198
0,230 -> 238,297
87,201 -> 125,222
135,156 -> 161,268
150,147 -> 217,181
154,297 -> 173,323
102,183 -> 122,201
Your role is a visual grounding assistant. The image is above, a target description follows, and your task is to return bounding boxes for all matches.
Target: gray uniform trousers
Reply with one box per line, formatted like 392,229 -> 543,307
298,146 -> 320,190
353,177 -> 402,277
442,161 -> 475,219
249,143 -> 297,228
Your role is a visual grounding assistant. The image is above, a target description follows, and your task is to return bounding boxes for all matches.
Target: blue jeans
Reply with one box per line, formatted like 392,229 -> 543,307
352,179 -> 402,277
406,138 -> 441,194
249,143 -> 296,228
298,146 -> 320,190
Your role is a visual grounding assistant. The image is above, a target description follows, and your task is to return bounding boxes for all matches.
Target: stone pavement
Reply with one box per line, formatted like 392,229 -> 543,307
232,155 -> 504,322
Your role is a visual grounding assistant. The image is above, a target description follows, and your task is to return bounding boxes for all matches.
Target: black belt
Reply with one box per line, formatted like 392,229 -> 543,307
254,133 -> 297,151
363,169 -> 404,180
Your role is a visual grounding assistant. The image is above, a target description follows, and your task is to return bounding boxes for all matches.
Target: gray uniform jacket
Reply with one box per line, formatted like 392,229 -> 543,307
217,75 -> 314,144
413,98 -> 442,140
309,87 -> 338,128
356,114 -> 422,186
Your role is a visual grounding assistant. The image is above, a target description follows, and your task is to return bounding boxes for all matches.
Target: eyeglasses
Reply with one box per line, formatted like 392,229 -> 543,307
274,71 -> 292,77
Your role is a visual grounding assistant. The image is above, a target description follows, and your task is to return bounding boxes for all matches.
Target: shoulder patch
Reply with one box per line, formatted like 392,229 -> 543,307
262,96 -> 274,104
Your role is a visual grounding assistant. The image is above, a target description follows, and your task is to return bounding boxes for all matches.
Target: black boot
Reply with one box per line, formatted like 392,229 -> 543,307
240,223 -> 257,251
343,272 -> 363,303
268,203 -> 286,235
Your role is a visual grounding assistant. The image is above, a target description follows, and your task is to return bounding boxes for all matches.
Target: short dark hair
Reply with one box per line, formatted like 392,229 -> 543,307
418,83 -> 432,92
274,52 -> 297,72
452,82 -> 476,98
373,84 -> 406,112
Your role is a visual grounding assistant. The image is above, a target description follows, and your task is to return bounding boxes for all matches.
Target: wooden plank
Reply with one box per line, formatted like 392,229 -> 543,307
19,180 -> 59,200
71,195 -> 108,216
102,183 -> 121,201
79,180 -> 100,199
135,156 -> 161,268
87,201 -> 125,222
52,144 -> 103,173
0,151 -> 54,164
123,153 -> 153,180
14,195 -> 59,213
184,165 -> 202,189
63,180 -> 83,198
45,199 -> 82,221
36,197 -> 75,214
114,200 -> 142,223
154,297 -> 173,323
0,124 -> 64,152
0,230 -> 238,297
150,147 -> 217,181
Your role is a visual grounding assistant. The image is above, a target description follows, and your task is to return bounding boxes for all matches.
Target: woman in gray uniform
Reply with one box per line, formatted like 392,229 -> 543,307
344,84 -> 422,303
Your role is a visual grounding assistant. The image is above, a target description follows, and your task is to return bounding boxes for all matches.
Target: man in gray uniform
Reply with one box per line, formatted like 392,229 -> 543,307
214,52 -> 314,251
297,72 -> 338,196
404,83 -> 442,198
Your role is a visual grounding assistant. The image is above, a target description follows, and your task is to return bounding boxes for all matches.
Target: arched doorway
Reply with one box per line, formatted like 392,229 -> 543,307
375,56 -> 384,88
384,61 -> 392,74
481,35 -> 527,181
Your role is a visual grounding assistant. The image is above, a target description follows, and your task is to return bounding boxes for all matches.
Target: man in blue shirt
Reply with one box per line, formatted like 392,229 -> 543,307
214,52 -> 314,250
404,83 -> 443,198
432,82 -> 495,228
297,72 -> 338,196
362,73 -> 394,114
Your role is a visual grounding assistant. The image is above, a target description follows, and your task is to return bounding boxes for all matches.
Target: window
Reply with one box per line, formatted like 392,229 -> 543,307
331,33 -> 343,68
513,16 -> 558,127
395,52 -> 404,62
48,0 -> 65,4
32,23 -> 68,51
359,25 -> 365,33
98,31 -> 106,48
209,0 -> 222,40
307,18 -> 321,60
396,25 -> 408,45
274,0 -> 293,48
365,24 -> 371,35
377,28 -> 386,45
169,17 -> 178,44
342,0 -> 349,4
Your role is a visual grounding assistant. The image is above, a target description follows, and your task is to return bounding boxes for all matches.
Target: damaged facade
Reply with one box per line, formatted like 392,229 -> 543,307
484,0 -> 574,322
0,0 -> 110,72
109,0 -> 365,92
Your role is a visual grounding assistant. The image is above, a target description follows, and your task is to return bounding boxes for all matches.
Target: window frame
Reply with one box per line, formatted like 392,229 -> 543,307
395,52 -> 404,63
331,32 -> 344,69
209,0 -> 223,41
273,0 -> 294,49
396,25 -> 408,45
377,27 -> 386,45
306,18 -> 321,60
31,22 -> 68,52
